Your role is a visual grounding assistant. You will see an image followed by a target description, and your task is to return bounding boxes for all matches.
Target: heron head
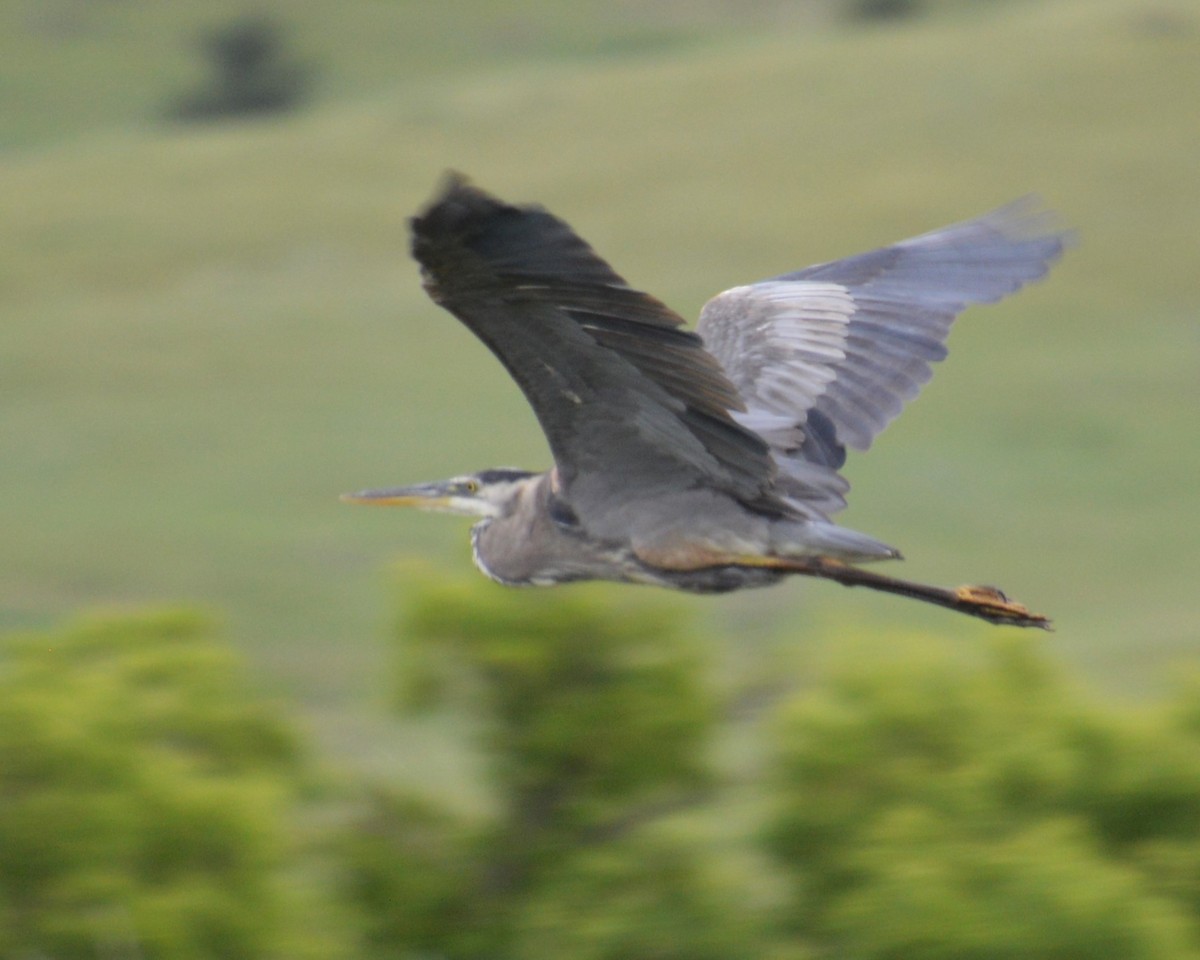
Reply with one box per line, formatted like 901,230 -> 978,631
341,468 -> 538,519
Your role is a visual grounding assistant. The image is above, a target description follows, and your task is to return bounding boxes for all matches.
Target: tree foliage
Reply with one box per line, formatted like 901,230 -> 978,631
335,568 -> 793,958
168,16 -> 313,122
0,609 -> 310,959
337,571 -> 1200,959
399,569 -> 714,832
765,633 -> 1200,959
5,580 -> 1200,958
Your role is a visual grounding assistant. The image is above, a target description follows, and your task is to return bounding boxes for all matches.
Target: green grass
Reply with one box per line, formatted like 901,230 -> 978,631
0,0 -> 795,148
3,0 -> 1199,764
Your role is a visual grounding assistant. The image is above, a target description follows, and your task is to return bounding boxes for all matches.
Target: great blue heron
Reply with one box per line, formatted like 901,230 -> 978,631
345,175 -> 1069,628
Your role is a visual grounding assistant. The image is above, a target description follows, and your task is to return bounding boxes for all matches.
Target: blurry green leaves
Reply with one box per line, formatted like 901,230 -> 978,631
0,609 -> 306,959
829,816 -> 1197,960
332,564 -> 753,958
765,633 -> 1200,958
6,581 -> 1200,958
337,790 -> 476,958
394,562 -> 715,827
511,827 -> 808,960
338,570 -> 1200,959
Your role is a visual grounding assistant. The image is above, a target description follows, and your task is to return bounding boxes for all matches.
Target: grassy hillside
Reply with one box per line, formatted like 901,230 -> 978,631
0,0 -> 822,148
3,0 -> 1198,762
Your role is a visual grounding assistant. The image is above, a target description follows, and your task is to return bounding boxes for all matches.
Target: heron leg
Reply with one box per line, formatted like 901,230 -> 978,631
632,540 -> 1050,628
764,556 -> 1052,629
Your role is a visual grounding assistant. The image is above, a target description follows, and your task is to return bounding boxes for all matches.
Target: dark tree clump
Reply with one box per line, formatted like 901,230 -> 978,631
845,0 -> 923,22
169,17 -> 314,122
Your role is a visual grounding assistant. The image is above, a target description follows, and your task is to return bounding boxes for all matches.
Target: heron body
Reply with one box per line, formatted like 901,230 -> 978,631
345,175 -> 1069,627
466,470 -> 856,594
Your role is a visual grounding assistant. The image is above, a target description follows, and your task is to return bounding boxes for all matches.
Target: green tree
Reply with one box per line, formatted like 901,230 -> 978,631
340,573 -> 1200,958
338,566 -> 796,959
509,824 -> 808,960
168,16 -> 313,121
0,609 -> 319,959
765,632 -> 1200,959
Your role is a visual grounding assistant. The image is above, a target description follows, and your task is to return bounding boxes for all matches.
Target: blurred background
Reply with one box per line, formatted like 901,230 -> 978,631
2,0 -> 1199,956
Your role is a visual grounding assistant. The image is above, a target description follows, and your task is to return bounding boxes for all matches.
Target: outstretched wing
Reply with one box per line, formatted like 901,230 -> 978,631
410,174 -> 784,529
697,198 -> 1070,518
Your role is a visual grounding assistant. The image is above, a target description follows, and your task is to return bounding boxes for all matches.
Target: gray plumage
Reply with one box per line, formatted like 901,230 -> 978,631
697,197 -> 1065,518
344,175 -> 1070,628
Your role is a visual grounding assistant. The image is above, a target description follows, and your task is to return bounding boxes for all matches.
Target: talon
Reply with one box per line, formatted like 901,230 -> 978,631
955,584 -> 1009,604
954,584 -> 1053,630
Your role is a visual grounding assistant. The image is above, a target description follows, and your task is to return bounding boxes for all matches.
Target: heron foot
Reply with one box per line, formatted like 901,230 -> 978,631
953,584 -> 1053,630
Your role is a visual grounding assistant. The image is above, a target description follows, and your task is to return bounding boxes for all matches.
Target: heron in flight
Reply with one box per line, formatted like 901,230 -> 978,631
345,175 -> 1068,627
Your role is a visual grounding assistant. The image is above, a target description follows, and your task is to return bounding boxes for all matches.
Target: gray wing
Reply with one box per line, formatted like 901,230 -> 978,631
696,198 -> 1070,519
410,174 -> 785,528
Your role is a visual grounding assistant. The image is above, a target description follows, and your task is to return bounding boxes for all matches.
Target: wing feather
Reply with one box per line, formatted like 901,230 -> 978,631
697,198 -> 1070,517
410,174 -> 784,529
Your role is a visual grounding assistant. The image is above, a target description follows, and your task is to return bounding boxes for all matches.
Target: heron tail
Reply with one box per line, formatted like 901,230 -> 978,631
772,520 -> 901,563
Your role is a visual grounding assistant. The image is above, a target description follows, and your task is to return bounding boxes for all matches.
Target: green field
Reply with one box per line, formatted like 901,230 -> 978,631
3,0 -> 1198,765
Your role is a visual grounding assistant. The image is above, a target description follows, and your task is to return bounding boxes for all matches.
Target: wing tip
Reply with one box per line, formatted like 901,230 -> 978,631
409,171 -> 503,246
968,194 -> 1078,263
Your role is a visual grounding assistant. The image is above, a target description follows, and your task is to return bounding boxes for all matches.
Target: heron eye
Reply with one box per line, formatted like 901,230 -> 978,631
462,479 -> 480,494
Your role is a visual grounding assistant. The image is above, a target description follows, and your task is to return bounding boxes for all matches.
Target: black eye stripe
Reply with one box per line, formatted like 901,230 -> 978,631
474,469 -> 536,485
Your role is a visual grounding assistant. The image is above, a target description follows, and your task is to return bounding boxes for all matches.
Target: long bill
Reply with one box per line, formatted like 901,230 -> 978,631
340,482 -> 456,509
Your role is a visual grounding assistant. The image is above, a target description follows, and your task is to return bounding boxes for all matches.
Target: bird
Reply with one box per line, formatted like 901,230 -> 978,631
343,174 -> 1069,628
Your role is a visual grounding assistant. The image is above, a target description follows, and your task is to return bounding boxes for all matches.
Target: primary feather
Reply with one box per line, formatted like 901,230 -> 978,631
697,197 -> 1069,517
